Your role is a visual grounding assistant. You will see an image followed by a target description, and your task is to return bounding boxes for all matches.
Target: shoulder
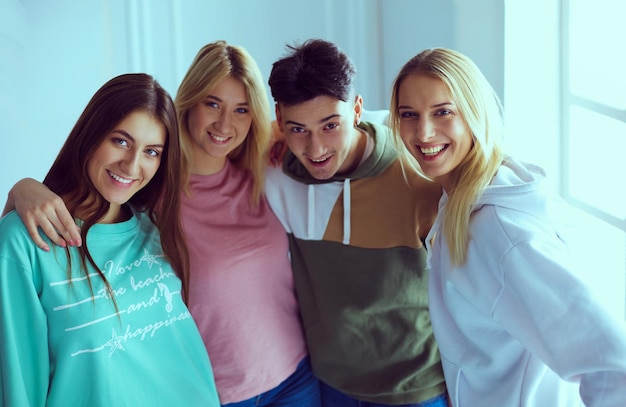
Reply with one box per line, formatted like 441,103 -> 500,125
129,208 -> 159,236
389,160 -> 441,201
265,164 -> 294,193
0,211 -> 42,273
0,211 -> 37,246
470,202 -> 564,261
470,159 -> 561,244
361,109 -> 389,126
364,120 -> 392,141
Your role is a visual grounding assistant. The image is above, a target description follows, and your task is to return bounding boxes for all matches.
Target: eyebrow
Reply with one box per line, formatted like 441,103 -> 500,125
398,102 -> 454,110
205,94 -> 249,106
285,113 -> 341,127
111,130 -> 165,148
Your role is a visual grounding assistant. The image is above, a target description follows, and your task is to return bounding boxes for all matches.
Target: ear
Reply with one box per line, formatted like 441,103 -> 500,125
275,104 -> 284,132
353,95 -> 363,125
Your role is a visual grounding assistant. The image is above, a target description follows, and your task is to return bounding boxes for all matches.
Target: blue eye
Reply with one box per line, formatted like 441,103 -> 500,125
235,107 -> 249,114
400,111 -> 417,118
435,109 -> 452,116
113,137 -> 128,146
146,148 -> 160,157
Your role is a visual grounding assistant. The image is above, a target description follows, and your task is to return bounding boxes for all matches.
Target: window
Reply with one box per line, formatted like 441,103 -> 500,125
505,0 -> 626,321
561,0 -> 626,319
562,0 -> 626,229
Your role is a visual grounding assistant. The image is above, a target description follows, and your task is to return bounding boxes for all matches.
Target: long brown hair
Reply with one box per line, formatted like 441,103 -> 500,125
44,73 -> 191,302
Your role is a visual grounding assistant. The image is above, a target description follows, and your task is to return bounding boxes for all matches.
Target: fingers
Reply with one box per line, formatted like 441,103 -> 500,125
18,199 -> 81,251
24,219 -> 60,252
36,203 -> 82,247
269,140 -> 288,167
53,208 -> 82,247
11,178 -> 82,251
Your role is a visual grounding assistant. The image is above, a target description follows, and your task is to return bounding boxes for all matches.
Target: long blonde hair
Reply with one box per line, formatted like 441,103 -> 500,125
389,48 -> 504,266
175,40 -> 271,205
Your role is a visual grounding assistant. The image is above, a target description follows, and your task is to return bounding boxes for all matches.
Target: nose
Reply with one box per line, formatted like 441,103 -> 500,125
416,118 -> 435,142
307,131 -> 326,157
120,150 -> 142,176
214,110 -> 232,134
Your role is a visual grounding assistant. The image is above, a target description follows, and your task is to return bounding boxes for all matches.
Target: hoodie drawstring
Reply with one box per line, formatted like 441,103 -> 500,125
342,179 -> 351,244
307,184 -> 315,239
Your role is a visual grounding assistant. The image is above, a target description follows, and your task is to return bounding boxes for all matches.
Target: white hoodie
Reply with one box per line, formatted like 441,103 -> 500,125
427,157 -> 626,406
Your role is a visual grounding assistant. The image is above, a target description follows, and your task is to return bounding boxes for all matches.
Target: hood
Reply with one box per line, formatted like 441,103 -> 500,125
432,157 -> 552,229
466,157 -> 578,241
281,121 -> 398,185
476,157 -> 548,209
475,157 -> 556,218
426,157 -> 573,269
474,157 -> 576,240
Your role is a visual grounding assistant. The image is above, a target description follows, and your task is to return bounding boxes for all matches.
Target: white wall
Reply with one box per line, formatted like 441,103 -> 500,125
0,0 -> 504,204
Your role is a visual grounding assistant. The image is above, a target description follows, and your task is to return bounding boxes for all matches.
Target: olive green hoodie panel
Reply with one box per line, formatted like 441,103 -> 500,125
288,236 -> 446,403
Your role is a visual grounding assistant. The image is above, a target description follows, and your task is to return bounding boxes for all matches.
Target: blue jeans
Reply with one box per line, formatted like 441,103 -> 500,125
223,357 -> 321,407
320,381 -> 448,407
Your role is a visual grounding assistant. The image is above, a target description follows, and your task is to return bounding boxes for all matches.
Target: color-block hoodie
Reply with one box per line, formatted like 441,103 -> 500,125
265,121 -> 446,404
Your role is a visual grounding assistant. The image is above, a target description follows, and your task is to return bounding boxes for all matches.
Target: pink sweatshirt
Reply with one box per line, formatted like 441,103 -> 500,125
182,160 -> 307,404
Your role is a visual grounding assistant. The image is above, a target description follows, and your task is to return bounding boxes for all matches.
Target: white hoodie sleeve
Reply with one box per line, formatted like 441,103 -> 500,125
494,235 -> 626,406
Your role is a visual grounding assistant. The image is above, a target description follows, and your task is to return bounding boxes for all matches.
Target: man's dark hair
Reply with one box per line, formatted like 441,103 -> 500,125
268,39 -> 356,106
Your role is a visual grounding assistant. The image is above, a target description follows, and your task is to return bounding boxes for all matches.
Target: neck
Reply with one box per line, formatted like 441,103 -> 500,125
64,194 -> 131,224
98,204 -> 131,224
191,151 -> 227,175
338,126 -> 370,175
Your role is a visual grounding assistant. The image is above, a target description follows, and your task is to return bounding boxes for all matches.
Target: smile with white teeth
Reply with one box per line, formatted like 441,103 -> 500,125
310,157 -> 329,163
420,145 -> 445,156
210,132 -> 229,142
107,170 -> 132,184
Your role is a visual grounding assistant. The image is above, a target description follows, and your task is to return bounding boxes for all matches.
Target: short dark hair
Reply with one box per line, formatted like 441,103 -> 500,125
268,39 -> 356,106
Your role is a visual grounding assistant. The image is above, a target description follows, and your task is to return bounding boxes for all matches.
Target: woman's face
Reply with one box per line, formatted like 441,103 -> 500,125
187,76 -> 253,174
87,110 -> 165,215
397,74 -> 472,191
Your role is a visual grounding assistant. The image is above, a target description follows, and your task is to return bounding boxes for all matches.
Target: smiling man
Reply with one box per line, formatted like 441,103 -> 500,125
265,39 -> 448,407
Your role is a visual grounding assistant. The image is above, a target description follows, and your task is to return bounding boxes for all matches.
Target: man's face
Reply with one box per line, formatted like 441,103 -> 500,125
276,95 -> 364,180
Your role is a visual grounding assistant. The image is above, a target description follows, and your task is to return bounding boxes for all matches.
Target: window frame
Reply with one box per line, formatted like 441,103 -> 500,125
560,0 -> 626,232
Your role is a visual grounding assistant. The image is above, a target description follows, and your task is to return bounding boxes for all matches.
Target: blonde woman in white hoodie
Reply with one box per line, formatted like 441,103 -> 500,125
389,47 -> 626,407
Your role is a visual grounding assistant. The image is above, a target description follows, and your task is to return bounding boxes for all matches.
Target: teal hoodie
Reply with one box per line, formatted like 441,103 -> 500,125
265,121 -> 446,404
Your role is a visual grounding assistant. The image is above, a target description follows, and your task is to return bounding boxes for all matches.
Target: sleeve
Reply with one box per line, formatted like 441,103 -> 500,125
0,220 -> 50,407
494,236 -> 626,407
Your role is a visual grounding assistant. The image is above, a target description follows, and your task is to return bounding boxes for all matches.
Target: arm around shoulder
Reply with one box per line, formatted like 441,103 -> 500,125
2,178 -> 81,250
